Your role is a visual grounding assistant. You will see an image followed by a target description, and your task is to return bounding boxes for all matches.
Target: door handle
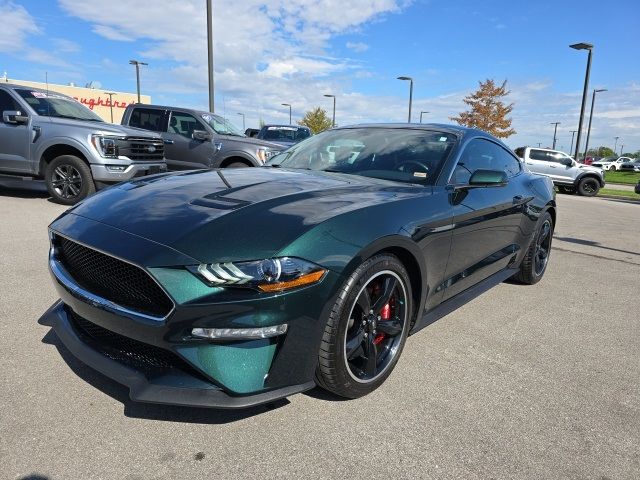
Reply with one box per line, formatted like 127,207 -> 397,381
163,139 -> 174,145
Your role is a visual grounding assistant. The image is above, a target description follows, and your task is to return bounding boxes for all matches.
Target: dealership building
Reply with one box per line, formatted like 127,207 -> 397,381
1,76 -> 150,124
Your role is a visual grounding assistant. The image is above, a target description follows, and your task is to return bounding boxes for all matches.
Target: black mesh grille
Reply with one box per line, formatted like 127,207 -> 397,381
56,237 -> 173,317
69,311 -> 207,380
119,137 -> 165,161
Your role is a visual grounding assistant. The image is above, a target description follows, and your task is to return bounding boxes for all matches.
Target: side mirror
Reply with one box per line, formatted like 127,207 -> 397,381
466,169 -> 508,188
560,157 -> 573,166
192,129 -> 213,142
3,110 -> 28,125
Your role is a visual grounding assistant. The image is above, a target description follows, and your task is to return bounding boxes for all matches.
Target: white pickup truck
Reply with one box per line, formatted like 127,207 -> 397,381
514,147 -> 605,196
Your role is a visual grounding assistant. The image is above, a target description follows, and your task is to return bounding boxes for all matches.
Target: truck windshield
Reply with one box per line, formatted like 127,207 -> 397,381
201,113 -> 244,136
16,89 -> 103,122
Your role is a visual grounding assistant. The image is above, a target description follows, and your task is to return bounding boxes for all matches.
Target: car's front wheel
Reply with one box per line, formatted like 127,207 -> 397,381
45,155 -> 96,205
316,254 -> 413,398
609,166 -> 616,171
577,177 -> 600,196
512,211 -> 554,285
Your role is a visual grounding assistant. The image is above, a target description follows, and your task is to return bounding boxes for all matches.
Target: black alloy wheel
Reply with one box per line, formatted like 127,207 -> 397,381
344,271 -> 408,383
534,219 -> 552,276
45,155 -> 95,205
316,254 -> 412,398
577,177 -> 600,196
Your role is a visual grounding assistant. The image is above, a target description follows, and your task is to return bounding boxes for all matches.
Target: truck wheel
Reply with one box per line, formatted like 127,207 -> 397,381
577,177 -> 600,197
45,155 -> 95,205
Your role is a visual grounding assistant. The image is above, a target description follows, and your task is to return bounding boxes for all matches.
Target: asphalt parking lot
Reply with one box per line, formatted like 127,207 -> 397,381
1,182 -> 639,480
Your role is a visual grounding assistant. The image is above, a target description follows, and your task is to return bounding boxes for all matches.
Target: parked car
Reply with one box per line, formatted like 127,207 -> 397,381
592,156 -> 633,171
244,128 -> 259,138
514,146 -> 604,196
255,124 -> 312,147
44,123 -> 556,408
617,159 -> 640,172
121,104 -> 284,171
0,83 -> 166,204
636,181 -> 640,194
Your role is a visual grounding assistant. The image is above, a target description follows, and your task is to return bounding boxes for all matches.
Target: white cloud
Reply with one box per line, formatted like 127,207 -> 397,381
0,1 -> 40,52
346,41 -> 369,52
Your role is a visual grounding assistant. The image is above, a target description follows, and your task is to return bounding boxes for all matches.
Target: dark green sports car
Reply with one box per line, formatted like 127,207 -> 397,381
43,124 -> 556,408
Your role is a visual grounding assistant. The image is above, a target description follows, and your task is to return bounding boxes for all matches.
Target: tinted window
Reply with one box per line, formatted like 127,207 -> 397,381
271,128 -> 456,185
0,90 -> 20,122
263,126 -> 310,142
129,108 -> 165,132
514,147 -> 525,158
452,138 -> 521,184
168,112 -> 204,138
529,149 -> 551,161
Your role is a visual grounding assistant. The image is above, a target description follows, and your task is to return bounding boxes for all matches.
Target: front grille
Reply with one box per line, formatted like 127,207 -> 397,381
121,137 -> 164,161
56,236 -> 173,318
69,311 -> 207,380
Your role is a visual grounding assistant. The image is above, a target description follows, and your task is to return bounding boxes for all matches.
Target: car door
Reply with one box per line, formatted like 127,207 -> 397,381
163,111 -> 219,170
524,149 -> 556,178
551,152 -> 578,183
442,138 -> 526,301
0,89 -> 32,172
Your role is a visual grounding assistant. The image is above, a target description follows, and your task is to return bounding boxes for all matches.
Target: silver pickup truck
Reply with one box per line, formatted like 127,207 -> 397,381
0,83 -> 167,204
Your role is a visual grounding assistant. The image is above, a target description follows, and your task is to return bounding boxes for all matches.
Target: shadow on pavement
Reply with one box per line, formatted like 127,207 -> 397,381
39,328 -> 291,424
554,235 -> 640,257
0,180 -> 49,200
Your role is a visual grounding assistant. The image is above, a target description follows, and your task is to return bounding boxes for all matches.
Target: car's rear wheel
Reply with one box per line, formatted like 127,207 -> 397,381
316,254 -> 412,398
609,166 -> 616,171
45,155 -> 95,205
577,177 -> 600,196
512,211 -> 553,285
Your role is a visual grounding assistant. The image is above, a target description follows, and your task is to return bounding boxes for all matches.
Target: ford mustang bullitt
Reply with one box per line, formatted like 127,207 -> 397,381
43,124 -> 556,408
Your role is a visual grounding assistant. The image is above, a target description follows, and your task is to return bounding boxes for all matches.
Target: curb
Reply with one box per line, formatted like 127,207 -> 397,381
597,194 -> 640,203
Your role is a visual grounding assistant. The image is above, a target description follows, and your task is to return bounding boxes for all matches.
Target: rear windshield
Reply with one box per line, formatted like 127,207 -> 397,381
262,126 -> 311,142
16,89 -> 103,122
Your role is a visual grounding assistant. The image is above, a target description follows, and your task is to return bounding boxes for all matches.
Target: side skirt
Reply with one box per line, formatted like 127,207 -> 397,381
410,267 -> 519,335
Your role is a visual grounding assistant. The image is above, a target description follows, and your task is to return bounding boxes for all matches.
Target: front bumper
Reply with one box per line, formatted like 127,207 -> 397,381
90,162 -> 167,183
46,215 -> 340,408
44,301 -> 315,408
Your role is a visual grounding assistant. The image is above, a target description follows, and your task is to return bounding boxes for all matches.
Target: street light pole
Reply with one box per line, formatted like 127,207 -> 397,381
206,0 -> 215,112
104,92 -> 116,123
550,122 -> 561,149
569,42 -> 594,162
281,103 -> 292,124
237,112 -> 245,130
420,111 -> 429,123
613,136 -> 619,152
397,76 -> 413,122
324,94 -> 336,127
129,60 -> 148,103
569,130 -> 577,155
620,145 -> 624,155
583,88 -> 607,160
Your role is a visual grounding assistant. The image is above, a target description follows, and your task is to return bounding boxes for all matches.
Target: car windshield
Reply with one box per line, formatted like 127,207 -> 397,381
263,126 -> 311,142
267,127 -> 457,185
16,89 -> 103,122
201,113 -> 244,136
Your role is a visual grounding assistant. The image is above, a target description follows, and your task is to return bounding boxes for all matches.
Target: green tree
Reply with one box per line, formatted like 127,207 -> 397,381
592,146 -> 615,157
298,107 -> 333,134
450,79 -> 516,138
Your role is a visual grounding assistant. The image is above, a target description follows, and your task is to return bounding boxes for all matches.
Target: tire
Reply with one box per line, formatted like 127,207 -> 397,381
225,162 -> 249,168
315,254 -> 413,399
577,177 -> 600,196
609,166 -> 616,171
558,186 -> 575,194
512,211 -> 553,285
45,155 -> 95,205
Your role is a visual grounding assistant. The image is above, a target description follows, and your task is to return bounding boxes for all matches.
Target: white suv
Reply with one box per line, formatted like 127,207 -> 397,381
592,156 -> 633,171
514,147 -> 605,196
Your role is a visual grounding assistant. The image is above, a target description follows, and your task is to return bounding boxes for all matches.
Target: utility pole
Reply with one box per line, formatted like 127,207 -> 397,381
206,0 -> 215,112
129,60 -> 148,103
550,122 -> 561,149
104,92 -> 116,123
569,130 -> 577,155
569,42 -> 594,162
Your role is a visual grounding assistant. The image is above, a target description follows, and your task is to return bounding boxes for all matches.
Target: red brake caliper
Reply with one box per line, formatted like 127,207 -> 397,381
374,303 -> 391,345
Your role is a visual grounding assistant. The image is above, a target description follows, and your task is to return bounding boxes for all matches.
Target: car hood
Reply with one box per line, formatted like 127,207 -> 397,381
44,116 -> 162,139
63,168 -> 420,263
221,135 -> 284,150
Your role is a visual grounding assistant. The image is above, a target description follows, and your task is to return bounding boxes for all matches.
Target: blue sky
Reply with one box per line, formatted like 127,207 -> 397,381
1,0 -> 639,152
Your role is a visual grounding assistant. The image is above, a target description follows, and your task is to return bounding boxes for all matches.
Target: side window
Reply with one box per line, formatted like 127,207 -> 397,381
452,138 -> 521,184
0,90 -> 20,123
167,112 -> 204,138
529,149 -> 551,161
128,108 -> 164,132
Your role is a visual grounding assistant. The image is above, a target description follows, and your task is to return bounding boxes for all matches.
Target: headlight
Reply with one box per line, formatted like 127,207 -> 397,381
91,135 -> 120,158
256,147 -> 278,163
188,257 -> 326,292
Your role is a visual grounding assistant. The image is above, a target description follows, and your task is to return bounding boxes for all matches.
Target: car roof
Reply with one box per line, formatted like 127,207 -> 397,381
128,103 -> 218,117
335,122 -> 486,137
262,124 -> 309,130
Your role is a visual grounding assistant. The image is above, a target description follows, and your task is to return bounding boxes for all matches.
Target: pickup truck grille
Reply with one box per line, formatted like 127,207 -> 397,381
120,137 -> 164,161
